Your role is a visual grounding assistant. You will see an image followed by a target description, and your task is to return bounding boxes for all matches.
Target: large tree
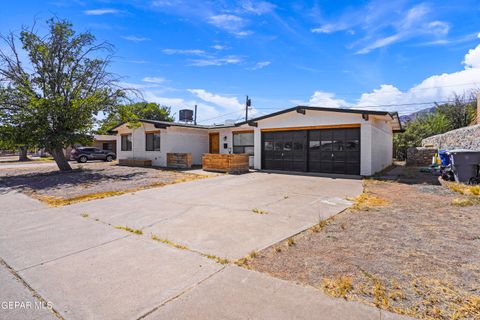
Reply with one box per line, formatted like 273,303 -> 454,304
0,19 -> 129,171
97,102 -> 174,134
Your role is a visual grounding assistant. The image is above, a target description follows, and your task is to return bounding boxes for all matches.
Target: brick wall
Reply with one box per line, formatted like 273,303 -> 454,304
406,147 -> 437,166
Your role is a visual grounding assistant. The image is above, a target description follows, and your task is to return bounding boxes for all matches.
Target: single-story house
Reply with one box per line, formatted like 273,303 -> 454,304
91,135 -> 117,152
111,106 -> 402,176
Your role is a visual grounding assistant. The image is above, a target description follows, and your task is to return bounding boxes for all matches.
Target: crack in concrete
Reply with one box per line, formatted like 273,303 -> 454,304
136,266 -> 227,320
0,257 -> 65,320
17,234 -> 130,272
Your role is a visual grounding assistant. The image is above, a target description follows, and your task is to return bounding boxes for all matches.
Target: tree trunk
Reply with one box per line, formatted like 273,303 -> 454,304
50,148 -> 72,171
18,146 -> 29,161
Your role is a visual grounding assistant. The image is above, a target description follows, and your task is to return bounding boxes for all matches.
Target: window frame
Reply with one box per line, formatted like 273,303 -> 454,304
145,131 -> 161,152
121,134 -> 132,151
232,131 -> 254,155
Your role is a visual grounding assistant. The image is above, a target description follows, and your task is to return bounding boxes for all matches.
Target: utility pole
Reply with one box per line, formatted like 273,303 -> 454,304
477,92 -> 480,125
245,95 -> 251,122
194,104 -> 197,125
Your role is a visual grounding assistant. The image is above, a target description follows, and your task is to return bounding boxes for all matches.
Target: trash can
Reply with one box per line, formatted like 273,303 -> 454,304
438,149 -> 450,167
449,150 -> 480,183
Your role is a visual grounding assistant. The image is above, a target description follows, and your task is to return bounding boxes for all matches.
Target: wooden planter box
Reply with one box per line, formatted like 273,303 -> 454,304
202,153 -> 250,174
167,153 -> 192,169
118,159 -> 152,167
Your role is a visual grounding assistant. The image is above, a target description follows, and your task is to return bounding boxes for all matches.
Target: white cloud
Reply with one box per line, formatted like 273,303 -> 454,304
356,35 -> 402,54
309,91 -> 350,108
249,61 -> 271,70
142,77 -> 166,84
291,91 -> 351,109
312,2 -> 451,54
188,89 -> 243,111
84,9 -> 120,15
464,44 -> 480,68
299,43 -> 480,115
241,1 -> 276,15
211,45 -> 227,50
187,55 -> 243,67
142,91 -> 223,123
162,48 -> 206,56
356,45 -> 480,114
311,23 -> 349,34
122,36 -> 149,42
208,14 -> 252,36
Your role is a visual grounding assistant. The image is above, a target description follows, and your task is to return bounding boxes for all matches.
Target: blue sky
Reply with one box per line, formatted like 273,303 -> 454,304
1,0 -> 480,123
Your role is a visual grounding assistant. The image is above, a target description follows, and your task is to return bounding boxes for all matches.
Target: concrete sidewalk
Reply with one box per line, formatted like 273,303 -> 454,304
0,173 -> 409,320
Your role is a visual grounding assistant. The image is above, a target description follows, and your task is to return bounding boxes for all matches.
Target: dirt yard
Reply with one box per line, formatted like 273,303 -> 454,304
247,166 -> 480,320
0,162 -> 211,206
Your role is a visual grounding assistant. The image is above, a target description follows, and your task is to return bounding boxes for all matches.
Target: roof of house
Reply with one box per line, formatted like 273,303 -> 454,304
236,106 -> 403,132
109,106 -> 403,132
93,134 -> 117,141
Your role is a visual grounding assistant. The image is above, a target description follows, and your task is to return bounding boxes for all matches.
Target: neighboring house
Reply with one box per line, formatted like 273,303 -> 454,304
111,106 -> 402,176
64,135 -> 117,158
91,135 -> 117,152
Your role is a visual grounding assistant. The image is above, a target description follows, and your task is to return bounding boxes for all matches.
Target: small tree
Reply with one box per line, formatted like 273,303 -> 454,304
97,102 -> 174,134
435,93 -> 477,129
0,19 -> 129,171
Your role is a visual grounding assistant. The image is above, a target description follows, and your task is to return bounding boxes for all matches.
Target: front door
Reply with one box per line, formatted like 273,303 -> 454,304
209,133 -> 220,154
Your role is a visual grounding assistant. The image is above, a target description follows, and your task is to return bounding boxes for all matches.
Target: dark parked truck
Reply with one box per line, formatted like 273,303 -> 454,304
449,150 -> 480,184
70,147 -> 116,163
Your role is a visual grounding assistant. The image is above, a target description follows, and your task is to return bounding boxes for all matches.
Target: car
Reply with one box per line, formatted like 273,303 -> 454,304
70,147 -> 116,163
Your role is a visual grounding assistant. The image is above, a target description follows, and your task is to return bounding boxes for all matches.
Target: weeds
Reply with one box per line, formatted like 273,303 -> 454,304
451,197 -> 477,206
235,251 -> 259,269
81,213 -> 89,218
286,237 -> 295,246
151,234 -> 188,250
34,173 -> 207,207
322,275 -> 353,299
310,217 -> 330,233
252,208 -> 268,215
115,226 -> 143,235
349,193 -> 388,210
446,182 -> 480,197
202,254 -> 230,264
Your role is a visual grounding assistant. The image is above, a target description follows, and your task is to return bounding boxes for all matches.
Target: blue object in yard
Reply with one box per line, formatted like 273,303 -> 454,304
438,149 -> 450,167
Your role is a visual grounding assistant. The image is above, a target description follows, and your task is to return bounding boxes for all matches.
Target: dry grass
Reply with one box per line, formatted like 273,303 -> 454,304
310,217 -> 333,233
115,226 -> 143,235
321,275 -> 353,299
451,197 -> 478,206
80,213 -> 89,218
249,167 -> 480,320
286,237 -> 295,246
202,254 -> 230,265
235,251 -> 259,269
446,182 -> 480,196
349,193 -> 389,210
151,234 -> 188,250
34,174 -> 205,207
252,208 -> 268,215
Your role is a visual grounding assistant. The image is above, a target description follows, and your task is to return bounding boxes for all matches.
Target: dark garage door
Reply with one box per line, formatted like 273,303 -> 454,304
262,127 -> 360,175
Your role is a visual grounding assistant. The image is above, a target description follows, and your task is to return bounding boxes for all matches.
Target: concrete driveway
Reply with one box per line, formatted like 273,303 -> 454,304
0,172 -> 409,320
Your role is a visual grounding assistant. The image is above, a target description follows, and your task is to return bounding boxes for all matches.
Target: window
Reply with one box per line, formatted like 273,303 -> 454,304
146,132 -> 161,151
121,134 -> 132,151
233,132 -> 254,155
102,142 -> 113,151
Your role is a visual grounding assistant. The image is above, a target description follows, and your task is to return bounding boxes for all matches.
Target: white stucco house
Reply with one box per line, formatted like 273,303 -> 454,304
111,106 -> 402,176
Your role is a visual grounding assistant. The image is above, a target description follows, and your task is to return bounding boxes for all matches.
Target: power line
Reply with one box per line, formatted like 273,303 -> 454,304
195,97 -> 477,124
